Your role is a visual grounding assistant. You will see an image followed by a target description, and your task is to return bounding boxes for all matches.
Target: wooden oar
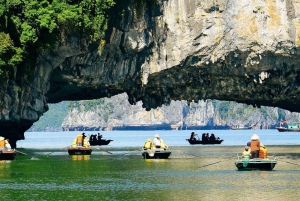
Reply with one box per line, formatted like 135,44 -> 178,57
96,148 -> 113,154
281,160 -> 300,167
15,150 -> 39,160
46,145 -> 72,157
198,156 -> 237,168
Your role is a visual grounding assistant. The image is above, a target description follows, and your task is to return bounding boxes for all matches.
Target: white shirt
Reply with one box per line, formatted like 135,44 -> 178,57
153,137 -> 161,146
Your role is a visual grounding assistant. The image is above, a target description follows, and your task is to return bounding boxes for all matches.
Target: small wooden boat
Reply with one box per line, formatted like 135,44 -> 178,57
89,139 -> 113,146
67,147 -> 92,155
235,157 -> 278,171
142,148 -> 171,159
186,139 -> 223,145
0,150 -> 16,160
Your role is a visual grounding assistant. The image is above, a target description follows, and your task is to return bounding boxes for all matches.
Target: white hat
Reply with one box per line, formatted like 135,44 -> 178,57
251,134 -> 260,140
155,134 -> 160,138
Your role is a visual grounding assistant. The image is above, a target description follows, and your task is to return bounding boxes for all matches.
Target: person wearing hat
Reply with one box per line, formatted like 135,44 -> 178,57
153,134 -> 162,148
190,132 -> 196,141
250,134 -> 260,158
242,146 -> 251,160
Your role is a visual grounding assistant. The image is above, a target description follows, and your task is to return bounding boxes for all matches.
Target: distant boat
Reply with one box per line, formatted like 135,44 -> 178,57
186,138 -> 223,145
276,120 -> 300,132
89,139 -> 113,146
235,158 -> 278,171
230,125 -> 252,130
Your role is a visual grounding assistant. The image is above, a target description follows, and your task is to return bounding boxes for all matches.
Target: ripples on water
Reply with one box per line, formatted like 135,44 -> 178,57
2,130 -> 300,200
0,146 -> 300,201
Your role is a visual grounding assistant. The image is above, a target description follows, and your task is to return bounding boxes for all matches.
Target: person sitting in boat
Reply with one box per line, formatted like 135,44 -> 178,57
190,132 -> 196,141
210,134 -> 216,141
72,138 -> 77,148
153,134 -> 162,148
76,134 -> 83,146
97,133 -> 102,141
250,134 -> 260,158
160,139 -> 169,150
259,143 -> 268,159
4,139 -> 11,151
83,137 -> 90,148
242,146 -> 251,160
143,139 -> 152,150
0,136 -> 5,150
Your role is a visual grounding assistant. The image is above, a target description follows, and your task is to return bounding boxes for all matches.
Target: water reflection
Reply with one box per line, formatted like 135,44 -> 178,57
71,155 -> 90,161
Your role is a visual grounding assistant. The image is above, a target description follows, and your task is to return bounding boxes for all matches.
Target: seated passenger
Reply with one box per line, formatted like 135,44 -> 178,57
160,139 -> 168,150
72,138 -> 77,148
143,139 -> 152,150
259,143 -> 268,159
242,146 -> 251,160
83,138 -> 90,148
4,139 -> 11,151
153,134 -> 161,148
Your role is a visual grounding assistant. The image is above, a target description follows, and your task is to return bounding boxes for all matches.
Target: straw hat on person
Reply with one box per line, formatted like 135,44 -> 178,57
155,134 -> 160,138
260,143 -> 265,148
251,134 -> 260,140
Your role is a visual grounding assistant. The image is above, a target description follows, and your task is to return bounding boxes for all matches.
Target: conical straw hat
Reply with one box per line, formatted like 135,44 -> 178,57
251,134 -> 260,140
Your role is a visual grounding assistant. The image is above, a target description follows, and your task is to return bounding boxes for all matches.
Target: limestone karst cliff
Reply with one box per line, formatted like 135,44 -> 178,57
29,93 -> 300,132
1,0 -> 300,147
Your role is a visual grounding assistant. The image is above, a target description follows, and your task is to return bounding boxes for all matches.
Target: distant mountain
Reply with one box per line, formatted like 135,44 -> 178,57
27,93 -> 300,131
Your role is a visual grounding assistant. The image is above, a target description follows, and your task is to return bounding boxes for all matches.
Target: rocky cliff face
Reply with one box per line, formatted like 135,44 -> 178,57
60,93 -> 300,131
1,0 -> 300,147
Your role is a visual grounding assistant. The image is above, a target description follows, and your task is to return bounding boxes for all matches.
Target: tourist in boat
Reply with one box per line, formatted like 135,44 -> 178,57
92,134 -> 97,142
210,133 -> 216,141
72,138 -> 77,148
242,146 -> 251,159
0,136 -> 5,150
160,139 -> 169,150
250,134 -> 260,158
76,133 -> 83,146
97,133 -> 102,141
143,139 -> 152,150
259,143 -> 268,159
4,139 -> 11,151
153,134 -> 162,148
190,132 -> 196,141
83,137 -> 90,148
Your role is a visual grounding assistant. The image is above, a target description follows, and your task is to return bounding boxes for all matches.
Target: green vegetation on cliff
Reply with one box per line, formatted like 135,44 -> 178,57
0,0 -> 115,78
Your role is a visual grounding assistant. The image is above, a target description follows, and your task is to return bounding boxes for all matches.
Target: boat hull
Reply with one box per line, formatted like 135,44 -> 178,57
235,159 -> 277,171
142,149 -> 171,159
276,127 -> 300,132
67,147 -> 92,155
186,139 -> 223,145
0,150 -> 16,160
89,139 -> 113,146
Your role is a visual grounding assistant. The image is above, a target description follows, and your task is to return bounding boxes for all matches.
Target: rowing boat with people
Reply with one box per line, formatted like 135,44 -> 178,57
141,134 -> 171,159
142,148 -> 172,159
235,157 -> 278,171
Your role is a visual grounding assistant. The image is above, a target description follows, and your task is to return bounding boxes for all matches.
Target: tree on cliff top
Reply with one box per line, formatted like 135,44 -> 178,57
0,0 -> 115,78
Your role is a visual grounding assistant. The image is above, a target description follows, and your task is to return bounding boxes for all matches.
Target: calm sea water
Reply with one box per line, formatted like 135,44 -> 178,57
0,130 -> 299,201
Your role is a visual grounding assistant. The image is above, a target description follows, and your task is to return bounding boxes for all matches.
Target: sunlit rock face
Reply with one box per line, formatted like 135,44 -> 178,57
1,0 -> 300,146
